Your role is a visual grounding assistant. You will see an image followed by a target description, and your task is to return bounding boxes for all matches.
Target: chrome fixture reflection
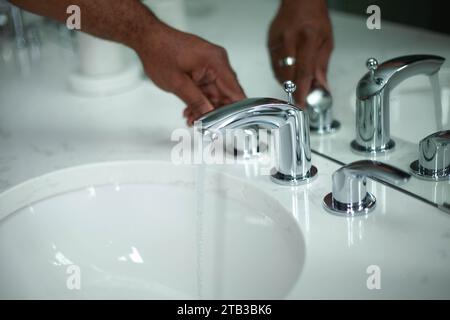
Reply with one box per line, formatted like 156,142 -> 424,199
307,85 -> 340,134
198,81 -> 317,186
410,130 -> 450,181
230,81 -> 300,158
227,125 -> 268,158
351,55 -> 445,153
232,82 -> 339,157
323,160 -> 410,216
1,3 -> 44,70
10,5 -> 27,50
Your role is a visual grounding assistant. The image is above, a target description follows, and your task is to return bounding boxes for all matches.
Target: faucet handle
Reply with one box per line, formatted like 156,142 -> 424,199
366,58 -> 378,78
323,160 -> 410,216
366,58 -> 378,71
410,130 -> 450,181
283,80 -> 296,105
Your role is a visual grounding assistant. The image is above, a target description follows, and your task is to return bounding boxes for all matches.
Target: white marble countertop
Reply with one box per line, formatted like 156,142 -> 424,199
1,0 -> 450,299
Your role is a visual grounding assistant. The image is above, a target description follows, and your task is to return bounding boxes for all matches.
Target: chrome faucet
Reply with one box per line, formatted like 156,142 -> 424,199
198,81 -> 317,186
323,160 -> 410,216
410,130 -> 450,181
230,84 -> 339,158
351,55 -> 445,153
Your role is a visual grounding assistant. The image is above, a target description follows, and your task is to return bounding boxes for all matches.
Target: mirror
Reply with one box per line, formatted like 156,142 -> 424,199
310,61 -> 450,212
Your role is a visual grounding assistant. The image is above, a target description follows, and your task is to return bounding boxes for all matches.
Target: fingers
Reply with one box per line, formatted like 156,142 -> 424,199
315,37 -> 333,89
180,61 -> 244,126
183,77 -> 242,126
183,107 -> 195,126
267,0 -> 334,108
194,67 -> 240,107
215,76 -> 246,103
171,74 -> 214,123
200,82 -> 221,108
192,49 -> 246,104
268,32 -> 297,83
268,30 -> 324,108
293,30 -> 321,108
212,51 -> 246,103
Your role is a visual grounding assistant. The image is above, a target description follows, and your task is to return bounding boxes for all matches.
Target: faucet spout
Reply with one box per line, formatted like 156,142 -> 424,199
197,97 -> 317,185
352,55 -> 446,153
357,55 -> 445,100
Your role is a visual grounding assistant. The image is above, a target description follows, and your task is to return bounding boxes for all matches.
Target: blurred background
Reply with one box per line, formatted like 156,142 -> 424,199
329,0 -> 450,34
1,0 -> 448,79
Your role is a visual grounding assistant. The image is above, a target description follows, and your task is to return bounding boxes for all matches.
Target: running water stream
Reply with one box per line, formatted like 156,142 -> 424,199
195,135 -> 207,299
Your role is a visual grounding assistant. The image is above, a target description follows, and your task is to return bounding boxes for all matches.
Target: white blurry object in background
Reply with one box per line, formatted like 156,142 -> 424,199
77,32 -> 127,77
0,13 -> 7,26
10,5 -> 31,75
0,1 -> 14,65
1,2 -> 46,74
143,0 -> 187,31
184,0 -> 216,17
68,32 -> 142,96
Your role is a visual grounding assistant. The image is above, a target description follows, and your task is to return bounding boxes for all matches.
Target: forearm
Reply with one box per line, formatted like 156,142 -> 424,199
281,0 -> 327,7
9,0 -> 163,50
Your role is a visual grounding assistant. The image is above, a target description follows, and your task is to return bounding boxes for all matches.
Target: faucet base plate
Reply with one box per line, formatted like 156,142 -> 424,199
409,160 -> 450,181
310,120 -> 341,135
323,192 -> 376,217
350,139 -> 395,154
270,165 -> 318,186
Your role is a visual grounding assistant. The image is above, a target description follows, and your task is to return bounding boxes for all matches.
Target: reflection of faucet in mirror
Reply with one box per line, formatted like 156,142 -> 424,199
410,130 -> 450,181
351,55 -> 445,154
0,2 -> 47,72
198,81 -> 317,186
323,160 -> 410,216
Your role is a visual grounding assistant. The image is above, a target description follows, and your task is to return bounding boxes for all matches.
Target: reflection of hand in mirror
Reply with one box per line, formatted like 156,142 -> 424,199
268,0 -> 333,107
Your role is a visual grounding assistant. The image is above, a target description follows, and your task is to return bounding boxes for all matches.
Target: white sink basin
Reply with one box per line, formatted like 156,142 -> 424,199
0,161 -> 304,299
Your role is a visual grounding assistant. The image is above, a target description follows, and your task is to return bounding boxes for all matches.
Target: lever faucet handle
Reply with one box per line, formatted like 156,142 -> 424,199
323,160 -> 410,216
283,80 -> 296,105
410,130 -> 450,181
366,58 -> 380,83
366,57 -> 378,74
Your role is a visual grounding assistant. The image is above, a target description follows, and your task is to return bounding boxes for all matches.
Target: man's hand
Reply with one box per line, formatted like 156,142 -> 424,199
136,23 -> 246,125
268,0 -> 333,107
10,0 -> 245,125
